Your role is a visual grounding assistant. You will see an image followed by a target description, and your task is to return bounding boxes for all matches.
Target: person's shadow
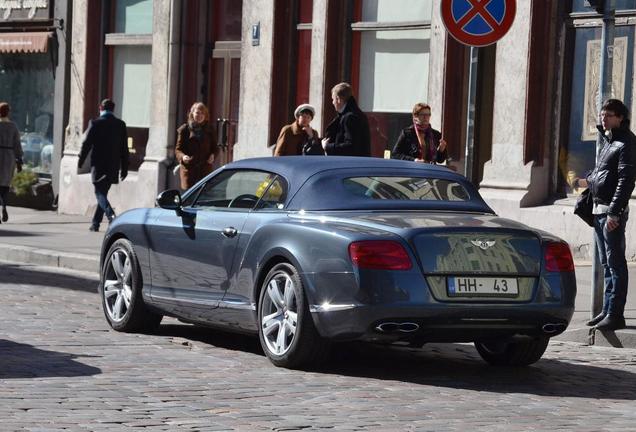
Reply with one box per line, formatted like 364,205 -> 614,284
0,339 -> 101,379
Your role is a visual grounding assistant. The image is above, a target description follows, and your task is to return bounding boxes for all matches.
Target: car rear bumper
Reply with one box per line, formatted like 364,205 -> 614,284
310,303 -> 575,342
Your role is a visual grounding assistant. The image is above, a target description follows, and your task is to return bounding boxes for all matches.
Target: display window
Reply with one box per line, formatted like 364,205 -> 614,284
0,51 -> 54,176
561,3 -> 635,195
350,0 -> 433,157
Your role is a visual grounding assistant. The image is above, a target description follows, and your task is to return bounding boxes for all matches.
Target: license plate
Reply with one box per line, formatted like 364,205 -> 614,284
448,277 -> 518,296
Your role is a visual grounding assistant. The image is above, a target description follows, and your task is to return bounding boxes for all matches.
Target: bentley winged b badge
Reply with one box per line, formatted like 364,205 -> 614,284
471,239 -> 496,250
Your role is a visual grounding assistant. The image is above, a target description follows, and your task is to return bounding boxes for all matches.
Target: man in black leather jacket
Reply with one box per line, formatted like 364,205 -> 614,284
576,99 -> 636,331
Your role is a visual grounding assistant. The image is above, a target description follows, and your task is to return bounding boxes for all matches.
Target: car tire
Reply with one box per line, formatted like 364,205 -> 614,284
258,262 -> 330,369
100,238 -> 162,333
474,337 -> 549,366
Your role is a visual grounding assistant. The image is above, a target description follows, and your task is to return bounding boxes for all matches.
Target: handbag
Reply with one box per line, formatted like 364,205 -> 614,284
302,138 -> 325,156
574,188 -> 594,227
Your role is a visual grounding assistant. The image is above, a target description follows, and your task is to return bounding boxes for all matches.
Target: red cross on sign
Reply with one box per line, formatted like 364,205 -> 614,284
441,0 -> 516,47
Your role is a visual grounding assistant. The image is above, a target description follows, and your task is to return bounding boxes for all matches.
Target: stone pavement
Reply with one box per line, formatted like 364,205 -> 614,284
0,205 -> 634,348
1,263 -> 635,431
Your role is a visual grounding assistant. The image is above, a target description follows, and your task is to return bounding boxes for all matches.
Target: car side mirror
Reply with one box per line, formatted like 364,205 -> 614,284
156,189 -> 182,213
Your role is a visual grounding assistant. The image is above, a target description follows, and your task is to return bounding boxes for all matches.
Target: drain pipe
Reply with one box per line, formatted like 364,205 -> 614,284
163,0 -> 182,191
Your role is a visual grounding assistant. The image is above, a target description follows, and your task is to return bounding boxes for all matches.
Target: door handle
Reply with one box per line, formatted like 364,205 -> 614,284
217,118 -> 229,148
222,226 -> 238,238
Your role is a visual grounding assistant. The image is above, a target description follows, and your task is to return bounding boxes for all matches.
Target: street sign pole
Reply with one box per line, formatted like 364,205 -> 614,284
464,46 -> 479,182
591,0 -> 615,318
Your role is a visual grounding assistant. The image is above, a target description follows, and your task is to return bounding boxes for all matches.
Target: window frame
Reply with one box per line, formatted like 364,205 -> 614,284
183,169 -> 289,211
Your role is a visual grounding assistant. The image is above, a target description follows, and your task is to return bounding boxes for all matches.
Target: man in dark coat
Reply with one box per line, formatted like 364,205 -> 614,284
321,82 -> 371,156
78,98 -> 129,232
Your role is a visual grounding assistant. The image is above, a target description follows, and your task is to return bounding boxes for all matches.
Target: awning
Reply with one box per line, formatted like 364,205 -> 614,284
0,32 -> 52,53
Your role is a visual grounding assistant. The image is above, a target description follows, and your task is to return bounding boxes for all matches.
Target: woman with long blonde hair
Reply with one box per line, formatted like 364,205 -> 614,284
175,102 -> 218,190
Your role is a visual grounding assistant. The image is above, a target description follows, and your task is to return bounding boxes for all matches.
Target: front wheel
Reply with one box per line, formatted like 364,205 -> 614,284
100,239 -> 162,333
475,337 -> 549,366
258,263 -> 329,368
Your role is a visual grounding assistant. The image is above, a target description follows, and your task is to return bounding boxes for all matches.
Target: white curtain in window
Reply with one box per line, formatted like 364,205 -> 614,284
116,0 -> 153,34
362,0 -> 432,22
358,29 -> 430,113
112,46 -> 152,127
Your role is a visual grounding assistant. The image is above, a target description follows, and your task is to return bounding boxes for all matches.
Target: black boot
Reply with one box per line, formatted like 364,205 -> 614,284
586,312 -> 606,327
1,208 -> 7,222
595,315 -> 626,331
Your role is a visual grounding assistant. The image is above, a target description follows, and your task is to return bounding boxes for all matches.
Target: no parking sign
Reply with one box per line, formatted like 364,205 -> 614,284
441,0 -> 516,47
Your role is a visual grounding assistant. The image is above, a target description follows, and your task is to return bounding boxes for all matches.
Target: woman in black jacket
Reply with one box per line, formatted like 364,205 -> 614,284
391,103 -> 447,164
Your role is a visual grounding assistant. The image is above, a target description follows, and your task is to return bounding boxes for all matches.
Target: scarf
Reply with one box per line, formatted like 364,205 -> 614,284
189,121 -> 205,139
413,121 -> 435,161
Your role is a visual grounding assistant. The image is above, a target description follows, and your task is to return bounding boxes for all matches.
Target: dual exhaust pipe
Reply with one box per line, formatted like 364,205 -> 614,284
376,321 -> 565,335
375,322 -> 419,333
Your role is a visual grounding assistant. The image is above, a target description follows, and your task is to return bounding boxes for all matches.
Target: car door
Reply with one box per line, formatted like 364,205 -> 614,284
148,169 -> 277,321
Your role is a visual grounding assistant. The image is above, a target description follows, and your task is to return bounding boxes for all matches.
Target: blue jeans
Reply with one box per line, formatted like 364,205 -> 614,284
593,213 -> 629,317
91,179 -> 115,229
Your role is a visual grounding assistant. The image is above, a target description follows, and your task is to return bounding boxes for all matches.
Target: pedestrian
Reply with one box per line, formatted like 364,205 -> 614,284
321,82 -> 371,156
391,102 -> 448,164
573,99 -> 636,331
175,102 -> 217,190
274,104 -> 323,156
78,98 -> 129,232
0,102 -> 23,224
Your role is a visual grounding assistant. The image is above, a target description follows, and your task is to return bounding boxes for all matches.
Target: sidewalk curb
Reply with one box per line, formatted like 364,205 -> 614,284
554,325 -> 636,348
0,244 -> 99,274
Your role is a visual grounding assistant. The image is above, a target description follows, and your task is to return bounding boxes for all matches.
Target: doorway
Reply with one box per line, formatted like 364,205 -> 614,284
210,41 -> 241,166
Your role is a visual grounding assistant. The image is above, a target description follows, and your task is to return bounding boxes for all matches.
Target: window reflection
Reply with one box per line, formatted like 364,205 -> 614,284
0,52 -> 54,175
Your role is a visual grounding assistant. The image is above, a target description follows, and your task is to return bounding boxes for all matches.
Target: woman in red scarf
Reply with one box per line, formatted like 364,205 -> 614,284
391,103 -> 448,164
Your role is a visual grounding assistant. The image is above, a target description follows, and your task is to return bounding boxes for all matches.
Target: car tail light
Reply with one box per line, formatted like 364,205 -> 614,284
544,242 -> 574,272
349,240 -> 412,270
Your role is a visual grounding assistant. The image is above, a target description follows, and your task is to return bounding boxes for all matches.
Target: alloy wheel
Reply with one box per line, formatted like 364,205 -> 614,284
103,248 -> 133,322
260,271 -> 298,356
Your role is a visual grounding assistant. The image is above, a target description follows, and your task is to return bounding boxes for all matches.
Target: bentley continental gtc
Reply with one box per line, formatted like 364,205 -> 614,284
98,156 -> 576,368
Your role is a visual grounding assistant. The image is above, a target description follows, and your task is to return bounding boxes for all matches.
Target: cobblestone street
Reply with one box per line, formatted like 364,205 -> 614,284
1,262 -> 635,431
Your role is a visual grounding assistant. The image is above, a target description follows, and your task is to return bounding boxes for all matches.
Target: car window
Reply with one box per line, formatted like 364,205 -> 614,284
191,170 -> 282,209
343,176 -> 469,201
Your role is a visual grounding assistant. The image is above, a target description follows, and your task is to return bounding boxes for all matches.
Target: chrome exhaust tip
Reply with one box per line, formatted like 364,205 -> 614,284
375,322 -> 420,333
398,322 -> 419,333
542,323 -> 565,334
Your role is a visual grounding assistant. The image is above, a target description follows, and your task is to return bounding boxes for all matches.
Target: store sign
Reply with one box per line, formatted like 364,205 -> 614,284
0,0 -> 50,21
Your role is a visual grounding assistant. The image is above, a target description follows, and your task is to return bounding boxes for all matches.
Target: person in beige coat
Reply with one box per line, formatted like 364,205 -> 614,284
274,104 -> 323,156
175,102 -> 218,190
0,102 -> 23,223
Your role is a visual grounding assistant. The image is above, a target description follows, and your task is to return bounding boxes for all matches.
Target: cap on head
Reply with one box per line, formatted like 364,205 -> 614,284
294,103 -> 315,119
100,98 -> 115,112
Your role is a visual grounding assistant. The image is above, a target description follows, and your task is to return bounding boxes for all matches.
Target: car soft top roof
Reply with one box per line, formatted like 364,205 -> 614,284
220,156 -> 495,213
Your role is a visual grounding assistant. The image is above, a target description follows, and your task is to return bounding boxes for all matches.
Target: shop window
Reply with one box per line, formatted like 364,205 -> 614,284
115,0 -> 153,34
571,0 -> 636,13
561,21 -> 634,193
351,0 -> 433,157
112,46 -> 152,127
0,53 -> 54,176
103,0 -> 153,171
358,29 -> 430,113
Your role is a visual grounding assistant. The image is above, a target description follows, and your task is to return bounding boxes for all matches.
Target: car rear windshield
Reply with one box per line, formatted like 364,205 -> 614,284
343,176 -> 470,201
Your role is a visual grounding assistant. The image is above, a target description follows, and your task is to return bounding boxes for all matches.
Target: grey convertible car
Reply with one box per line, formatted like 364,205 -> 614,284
99,156 -> 576,368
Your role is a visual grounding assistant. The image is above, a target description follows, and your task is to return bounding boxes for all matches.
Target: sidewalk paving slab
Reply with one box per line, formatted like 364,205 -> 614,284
1,205 -> 634,348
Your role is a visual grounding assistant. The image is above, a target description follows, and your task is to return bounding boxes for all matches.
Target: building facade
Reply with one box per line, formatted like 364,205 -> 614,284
58,0 -> 636,260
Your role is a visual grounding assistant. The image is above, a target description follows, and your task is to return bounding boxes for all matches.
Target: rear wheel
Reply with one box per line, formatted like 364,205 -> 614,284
474,337 -> 549,366
258,263 -> 329,368
100,239 -> 162,332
